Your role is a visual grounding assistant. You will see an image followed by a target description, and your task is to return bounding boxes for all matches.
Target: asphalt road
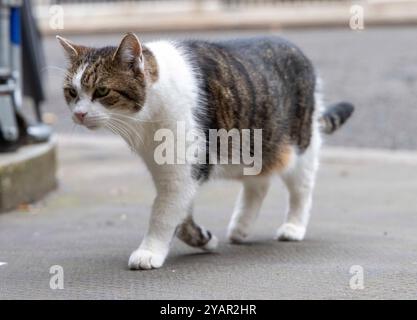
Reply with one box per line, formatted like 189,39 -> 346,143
40,26 -> 417,150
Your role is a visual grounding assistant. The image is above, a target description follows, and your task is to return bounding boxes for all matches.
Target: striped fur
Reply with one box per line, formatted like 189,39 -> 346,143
319,102 -> 354,134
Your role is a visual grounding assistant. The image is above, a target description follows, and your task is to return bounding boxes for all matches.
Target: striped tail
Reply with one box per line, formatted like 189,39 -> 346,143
319,102 -> 354,134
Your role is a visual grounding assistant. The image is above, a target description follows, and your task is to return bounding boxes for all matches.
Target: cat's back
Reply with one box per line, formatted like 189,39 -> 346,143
182,36 -> 314,82
180,36 -> 316,144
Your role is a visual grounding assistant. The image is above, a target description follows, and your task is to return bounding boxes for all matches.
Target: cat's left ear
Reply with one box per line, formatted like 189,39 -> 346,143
113,33 -> 144,71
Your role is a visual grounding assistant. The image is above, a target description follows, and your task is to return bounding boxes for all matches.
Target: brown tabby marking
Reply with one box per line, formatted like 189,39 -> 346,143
186,38 -> 316,181
177,216 -> 212,248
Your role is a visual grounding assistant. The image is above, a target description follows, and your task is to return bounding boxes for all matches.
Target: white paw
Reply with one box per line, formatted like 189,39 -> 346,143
276,223 -> 306,241
227,226 -> 248,244
202,234 -> 219,251
128,249 -> 166,270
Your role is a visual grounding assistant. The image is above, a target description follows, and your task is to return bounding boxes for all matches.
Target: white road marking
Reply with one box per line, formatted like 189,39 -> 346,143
0,262 -> 8,266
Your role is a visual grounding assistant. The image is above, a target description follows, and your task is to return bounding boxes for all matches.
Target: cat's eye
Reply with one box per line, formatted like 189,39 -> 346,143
67,87 -> 77,98
94,87 -> 110,98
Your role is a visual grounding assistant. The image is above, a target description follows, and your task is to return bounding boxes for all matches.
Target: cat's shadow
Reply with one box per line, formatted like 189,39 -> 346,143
167,237 -> 326,267
120,238 -> 330,271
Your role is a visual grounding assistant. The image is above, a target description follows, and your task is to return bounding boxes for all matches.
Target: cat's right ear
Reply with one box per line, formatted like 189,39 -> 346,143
112,33 -> 144,71
56,35 -> 87,60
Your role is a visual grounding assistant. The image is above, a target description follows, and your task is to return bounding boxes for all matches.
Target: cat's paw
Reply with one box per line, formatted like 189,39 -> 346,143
227,226 -> 248,244
128,249 -> 166,270
275,223 -> 306,241
202,234 -> 219,251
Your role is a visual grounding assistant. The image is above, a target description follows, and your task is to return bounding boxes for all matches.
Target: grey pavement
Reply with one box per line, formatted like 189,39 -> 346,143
0,135 -> 416,299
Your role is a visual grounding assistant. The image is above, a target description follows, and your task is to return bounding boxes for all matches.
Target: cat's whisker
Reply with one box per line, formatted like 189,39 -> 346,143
123,120 -> 146,147
41,65 -> 68,77
107,112 -> 177,124
105,122 -> 126,143
45,75 -> 66,81
109,114 -> 157,123
109,118 -> 145,147
88,115 -> 110,122
106,119 -> 136,148
105,123 -> 136,151
42,65 -> 67,72
115,124 -> 137,151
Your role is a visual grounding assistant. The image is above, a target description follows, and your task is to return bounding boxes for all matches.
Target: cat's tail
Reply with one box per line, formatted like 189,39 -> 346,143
319,102 -> 354,134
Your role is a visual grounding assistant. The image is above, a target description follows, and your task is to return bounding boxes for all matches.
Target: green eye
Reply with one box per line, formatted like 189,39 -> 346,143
67,87 -> 77,98
95,87 -> 110,98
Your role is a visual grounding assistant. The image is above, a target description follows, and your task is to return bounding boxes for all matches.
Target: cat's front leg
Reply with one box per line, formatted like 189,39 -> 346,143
129,177 -> 196,270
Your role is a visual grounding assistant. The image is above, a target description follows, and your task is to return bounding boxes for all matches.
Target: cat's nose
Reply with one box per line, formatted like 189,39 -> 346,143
74,111 -> 87,122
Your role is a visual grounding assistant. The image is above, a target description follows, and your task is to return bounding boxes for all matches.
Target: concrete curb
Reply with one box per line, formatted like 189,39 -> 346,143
0,138 -> 58,213
36,0 -> 417,35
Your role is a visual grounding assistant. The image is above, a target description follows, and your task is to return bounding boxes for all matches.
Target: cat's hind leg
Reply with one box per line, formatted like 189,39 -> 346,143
227,176 -> 270,243
276,136 -> 320,241
176,212 -> 218,251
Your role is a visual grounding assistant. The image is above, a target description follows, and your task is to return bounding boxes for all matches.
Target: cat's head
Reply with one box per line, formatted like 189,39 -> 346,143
57,33 -> 155,130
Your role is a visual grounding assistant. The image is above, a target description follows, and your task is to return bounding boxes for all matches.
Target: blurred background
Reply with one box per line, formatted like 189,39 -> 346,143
2,0 -> 417,211
34,0 -> 417,149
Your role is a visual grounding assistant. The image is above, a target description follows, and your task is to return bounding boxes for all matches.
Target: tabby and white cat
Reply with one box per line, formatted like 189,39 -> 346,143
57,33 -> 353,270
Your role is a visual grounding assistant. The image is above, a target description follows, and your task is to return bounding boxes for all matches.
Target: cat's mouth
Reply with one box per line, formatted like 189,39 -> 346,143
81,119 -> 103,130
72,114 -> 104,130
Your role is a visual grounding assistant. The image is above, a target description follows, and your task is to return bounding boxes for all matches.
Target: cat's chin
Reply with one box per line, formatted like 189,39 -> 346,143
85,124 -> 101,130
76,122 -> 102,130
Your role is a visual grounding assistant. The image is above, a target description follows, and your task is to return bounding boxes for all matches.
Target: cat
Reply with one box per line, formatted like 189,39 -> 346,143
57,33 -> 353,270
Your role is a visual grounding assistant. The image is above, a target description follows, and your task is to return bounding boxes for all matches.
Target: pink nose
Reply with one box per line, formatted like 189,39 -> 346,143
74,111 -> 87,122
